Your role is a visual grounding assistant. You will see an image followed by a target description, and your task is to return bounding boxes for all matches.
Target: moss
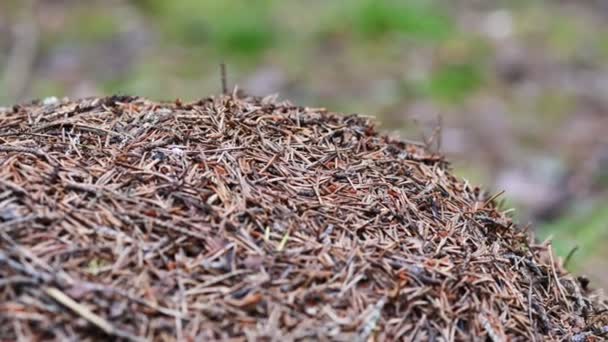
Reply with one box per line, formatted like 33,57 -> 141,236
425,63 -> 484,103
349,0 -> 452,40
134,0 -> 277,60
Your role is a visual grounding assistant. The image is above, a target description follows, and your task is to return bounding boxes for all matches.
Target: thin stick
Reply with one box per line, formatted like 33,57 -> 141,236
43,286 -> 143,342
563,245 -> 578,269
220,63 -> 228,95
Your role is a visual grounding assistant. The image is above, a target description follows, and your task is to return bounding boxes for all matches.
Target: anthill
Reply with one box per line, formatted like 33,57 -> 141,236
0,95 -> 606,341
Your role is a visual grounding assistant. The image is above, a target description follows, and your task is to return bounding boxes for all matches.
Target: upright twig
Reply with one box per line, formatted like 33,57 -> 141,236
220,63 -> 228,95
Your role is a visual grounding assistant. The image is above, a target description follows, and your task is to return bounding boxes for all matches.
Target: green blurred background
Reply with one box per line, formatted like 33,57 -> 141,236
1,0 -> 607,287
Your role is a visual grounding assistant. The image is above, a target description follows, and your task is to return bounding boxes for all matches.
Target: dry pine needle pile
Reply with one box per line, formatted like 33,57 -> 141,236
0,94 -> 607,341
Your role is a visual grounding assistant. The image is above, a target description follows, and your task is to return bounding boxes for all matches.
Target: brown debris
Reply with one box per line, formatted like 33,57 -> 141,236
0,94 -> 606,341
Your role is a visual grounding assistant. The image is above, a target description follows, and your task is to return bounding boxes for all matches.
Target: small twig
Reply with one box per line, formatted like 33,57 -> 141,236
563,245 -> 579,269
277,231 -> 290,251
484,190 -> 506,208
32,121 -> 130,138
480,313 -> 506,342
43,286 -> 144,342
220,63 -> 228,95
0,178 -> 28,196
0,144 -> 58,166
435,114 -> 443,153
356,296 -> 387,342
528,276 -> 534,325
549,248 -> 570,310
0,145 -> 47,159
570,325 -> 608,342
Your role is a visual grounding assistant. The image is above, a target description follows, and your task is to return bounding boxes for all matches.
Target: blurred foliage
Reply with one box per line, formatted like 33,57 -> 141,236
127,0 -> 481,103
0,0 -> 488,104
426,63 -> 483,103
334,0 -> 453,41
540,202 -> 608,271
64,10 -> 121,41
134,0 -> 277,59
